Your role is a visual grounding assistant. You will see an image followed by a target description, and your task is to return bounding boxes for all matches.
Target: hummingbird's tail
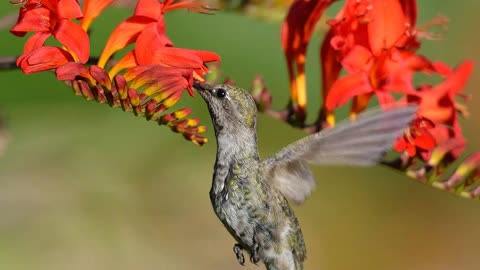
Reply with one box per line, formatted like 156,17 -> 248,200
263,249 -> 304,270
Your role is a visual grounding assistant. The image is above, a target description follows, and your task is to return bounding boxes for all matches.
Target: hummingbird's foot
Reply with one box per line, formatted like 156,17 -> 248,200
249,242 -> 260,265
233,243 -> 245,266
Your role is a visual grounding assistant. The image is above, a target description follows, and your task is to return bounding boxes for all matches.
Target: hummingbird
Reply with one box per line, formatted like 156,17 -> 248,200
194,82 -> 417,270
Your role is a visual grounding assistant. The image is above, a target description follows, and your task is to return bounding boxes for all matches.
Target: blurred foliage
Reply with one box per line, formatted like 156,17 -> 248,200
0,1 -> 479,270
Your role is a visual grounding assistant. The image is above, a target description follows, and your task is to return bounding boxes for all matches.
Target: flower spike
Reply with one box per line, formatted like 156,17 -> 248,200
9,0 -> 220,145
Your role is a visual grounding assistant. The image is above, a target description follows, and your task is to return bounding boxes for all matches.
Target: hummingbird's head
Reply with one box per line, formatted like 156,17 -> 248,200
194,82 -> 257,134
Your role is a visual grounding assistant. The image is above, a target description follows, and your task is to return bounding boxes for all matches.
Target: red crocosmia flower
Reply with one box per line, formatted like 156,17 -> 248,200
17,46 -> 74,74
281,0 -> 335,122
98,0 -> 212,69
10,0 -> 89,73
394,116 -> 436,158
97,0 -> 170,68
324,0 -> 418,62
137,47 -> 220,78
394,60 -> 473,160
99,0 -> 220,94
321,0 -> 423,122
408,61 -> 474,124
325,46 -> 431,112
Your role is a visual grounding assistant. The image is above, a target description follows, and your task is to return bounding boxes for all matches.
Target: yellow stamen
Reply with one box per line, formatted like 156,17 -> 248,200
326,112 -> 335,126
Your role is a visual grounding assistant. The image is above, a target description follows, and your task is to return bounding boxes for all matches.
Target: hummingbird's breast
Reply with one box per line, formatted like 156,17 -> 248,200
210,160 -> 267,247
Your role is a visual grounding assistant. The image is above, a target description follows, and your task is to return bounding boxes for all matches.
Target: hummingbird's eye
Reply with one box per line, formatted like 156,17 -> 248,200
215,88 -> 227,98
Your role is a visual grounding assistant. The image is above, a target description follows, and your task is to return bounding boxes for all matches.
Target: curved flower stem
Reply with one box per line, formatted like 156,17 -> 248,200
263,108 -> 289,122
0,56 -> 19,69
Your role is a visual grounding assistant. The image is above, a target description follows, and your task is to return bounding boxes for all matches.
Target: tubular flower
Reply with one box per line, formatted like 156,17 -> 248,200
10,0 -> 220,145
281,0 -> 336,124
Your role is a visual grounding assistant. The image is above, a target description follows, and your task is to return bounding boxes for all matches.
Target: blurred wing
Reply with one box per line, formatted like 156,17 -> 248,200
268,159 -> 316,205
263,105 -> 417,204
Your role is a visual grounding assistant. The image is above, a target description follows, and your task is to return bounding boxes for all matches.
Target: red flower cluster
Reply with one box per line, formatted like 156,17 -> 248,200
11,0 -> 89,73
281,0 -> 473,163
10,0 -> 220,145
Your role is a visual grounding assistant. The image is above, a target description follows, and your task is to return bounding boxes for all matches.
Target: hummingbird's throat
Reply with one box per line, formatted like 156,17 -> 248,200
215,131 -> 259,162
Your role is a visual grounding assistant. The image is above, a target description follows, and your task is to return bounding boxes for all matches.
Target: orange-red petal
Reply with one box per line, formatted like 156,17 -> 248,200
57,0 -> 83,19
341,45 -> 372,73
97,16 -> 155,68
326,73 -> 373,111
400,0 -> 417,26
412,132 -> 436,150
55,62 -> 92,82
133,0 -> 162,19
23,31 -> 51,53
108,51 -> 138,77
25,0 -> 57,11
191,49 -> 221,64
443,61 -> 474,96
17,46 -> 73,74
81,0 -> 115,30
375,90 -> 395,107
53,19 -> 89,63
368,0 -> 407,54
394,137 -> 418,157
134,22 -> 173,63
140,46 -> 219,70
10,6 -> 52,36
162,0 -> 211,12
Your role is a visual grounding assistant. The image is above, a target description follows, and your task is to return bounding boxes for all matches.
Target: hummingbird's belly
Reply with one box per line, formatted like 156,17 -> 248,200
214,189 -> 306,269
214,190 -> 259,247
210,174 -> 306,269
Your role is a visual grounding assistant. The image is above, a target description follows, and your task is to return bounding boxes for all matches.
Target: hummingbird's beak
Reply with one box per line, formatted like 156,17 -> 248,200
193,80 -> 207,92
193,81 -> 213,100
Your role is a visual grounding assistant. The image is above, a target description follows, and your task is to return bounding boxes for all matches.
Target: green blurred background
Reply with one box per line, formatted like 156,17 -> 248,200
0,1 -> 479,270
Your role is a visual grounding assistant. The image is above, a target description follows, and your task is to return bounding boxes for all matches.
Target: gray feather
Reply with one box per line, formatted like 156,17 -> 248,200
269,160 -> 315,204
264,105 -> 418,204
